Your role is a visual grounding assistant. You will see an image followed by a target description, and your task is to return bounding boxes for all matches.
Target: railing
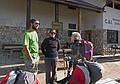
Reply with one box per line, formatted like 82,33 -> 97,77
103,45 -> 120,56
58,48 -> 72,70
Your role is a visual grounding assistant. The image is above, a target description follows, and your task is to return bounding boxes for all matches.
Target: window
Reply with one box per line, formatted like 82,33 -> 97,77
68,24 -> 77,37
107,30 -> 118,44
114,3 -> 120,10
106,0 -> 113,7
69,24 -> 76,29
106,0 -> 120,10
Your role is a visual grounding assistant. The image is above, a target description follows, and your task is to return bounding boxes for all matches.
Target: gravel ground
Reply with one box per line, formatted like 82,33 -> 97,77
97,56 -> 120,80
1,55 -> 120,84
37,56 -> 120,84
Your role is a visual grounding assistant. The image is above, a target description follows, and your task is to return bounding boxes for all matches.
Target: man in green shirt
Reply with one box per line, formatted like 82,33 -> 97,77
22,19 -> 40,75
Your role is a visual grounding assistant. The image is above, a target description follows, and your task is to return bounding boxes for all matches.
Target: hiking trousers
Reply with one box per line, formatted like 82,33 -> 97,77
24,56 -> 40,74
45,58 -> 58,84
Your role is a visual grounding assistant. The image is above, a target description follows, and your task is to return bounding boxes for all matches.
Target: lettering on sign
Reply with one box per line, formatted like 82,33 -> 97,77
104,18 -> 120,26
105,19 -> 112,24
113,18 -> 120,26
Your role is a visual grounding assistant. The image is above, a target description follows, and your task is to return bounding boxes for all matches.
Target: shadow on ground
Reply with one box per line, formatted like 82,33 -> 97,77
95,56 -> 120,63
115,79 -> 120,83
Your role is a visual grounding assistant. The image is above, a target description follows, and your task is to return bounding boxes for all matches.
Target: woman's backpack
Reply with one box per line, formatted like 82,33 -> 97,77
56,61 -> 104,84
85,61 -> 104,84
83,40 -> 93,61
68,63 -> 90,84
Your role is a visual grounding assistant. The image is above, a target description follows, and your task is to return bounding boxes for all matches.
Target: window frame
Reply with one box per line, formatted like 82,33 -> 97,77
68,23 -> 77,37
107,30 -> 118,44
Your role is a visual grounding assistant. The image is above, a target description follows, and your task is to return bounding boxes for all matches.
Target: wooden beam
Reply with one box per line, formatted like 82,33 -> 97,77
77,8 -> 80,32
55,3 -> 59,22
26,0 -> 31,29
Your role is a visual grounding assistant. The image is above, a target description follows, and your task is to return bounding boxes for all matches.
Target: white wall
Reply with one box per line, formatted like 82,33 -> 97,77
31,1 -> 54,28
0,0 -> 55,28
0,0 -> 78,29
81,9 -> 103,30
59,5 -> 78,30
103,7 -> 120,30
0,0 -> 26,27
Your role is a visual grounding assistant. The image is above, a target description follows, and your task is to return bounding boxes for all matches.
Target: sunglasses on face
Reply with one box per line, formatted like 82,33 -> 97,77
51,32 -> 56,34
35,22 -> 40,25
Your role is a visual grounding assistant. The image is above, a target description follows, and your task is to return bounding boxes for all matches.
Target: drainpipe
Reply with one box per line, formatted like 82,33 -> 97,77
26,0 -> 31,29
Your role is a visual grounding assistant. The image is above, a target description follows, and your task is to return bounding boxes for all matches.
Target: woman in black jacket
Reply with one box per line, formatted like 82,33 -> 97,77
41,29 -> 60,84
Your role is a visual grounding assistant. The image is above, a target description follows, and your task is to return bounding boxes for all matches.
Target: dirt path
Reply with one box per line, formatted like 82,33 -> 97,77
37,56 -> 120,84
98,56 -> 120,80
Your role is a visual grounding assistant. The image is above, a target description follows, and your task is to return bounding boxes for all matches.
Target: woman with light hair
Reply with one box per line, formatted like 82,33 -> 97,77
67,32 -> 85,76
71,32 -> 82,41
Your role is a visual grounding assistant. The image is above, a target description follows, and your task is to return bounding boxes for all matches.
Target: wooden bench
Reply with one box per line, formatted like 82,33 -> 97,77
58,48 -> 72,71
2,44 -> 71,70
2,44 -> 23,53
111,45 -> 120,56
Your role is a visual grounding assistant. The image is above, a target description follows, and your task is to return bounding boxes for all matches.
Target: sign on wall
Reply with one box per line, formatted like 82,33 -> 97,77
103,7 -> 120,30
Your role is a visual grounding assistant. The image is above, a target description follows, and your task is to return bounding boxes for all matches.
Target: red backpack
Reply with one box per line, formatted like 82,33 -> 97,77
0,70 -> 17,84
68,64 -> 90,84
68,62 -> 103,84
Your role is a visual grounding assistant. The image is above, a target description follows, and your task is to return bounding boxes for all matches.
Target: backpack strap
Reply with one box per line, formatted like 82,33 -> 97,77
13,70 -> 22,84
79,40 -> 85,61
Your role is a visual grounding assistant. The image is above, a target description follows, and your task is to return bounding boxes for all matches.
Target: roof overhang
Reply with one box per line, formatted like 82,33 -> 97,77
43,0 -> 104,13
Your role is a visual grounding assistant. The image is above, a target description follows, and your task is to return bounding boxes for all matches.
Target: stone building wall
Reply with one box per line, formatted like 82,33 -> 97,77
82,29 -> 104,55
0,26 -> 24,67
0,26 -> 24,47
0,26 -> 68,48
1,26 -> 112,57
103,30 -> 107,48
91,30 -> 104,55
0,26 -> 68,62
0,26 -> 51,75
0,26 -> 24,75
0,26 -> 69,75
